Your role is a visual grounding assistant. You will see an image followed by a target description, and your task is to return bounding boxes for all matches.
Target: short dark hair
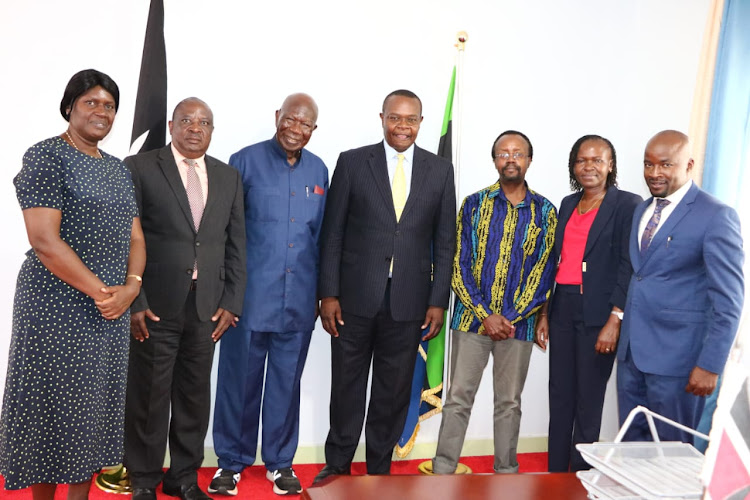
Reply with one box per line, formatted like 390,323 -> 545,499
568,134 -> 618,191
491,130 -> 533,160
382,89 -> 422,115
60,69 -> 120,121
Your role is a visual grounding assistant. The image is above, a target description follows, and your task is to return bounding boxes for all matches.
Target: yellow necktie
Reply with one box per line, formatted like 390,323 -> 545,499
392,153 -> 406,221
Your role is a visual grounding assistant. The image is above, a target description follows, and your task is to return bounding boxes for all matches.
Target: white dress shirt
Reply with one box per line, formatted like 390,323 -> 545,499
171,143 -> 208,207
383,141 -> 414,201
637,179 -> 693,247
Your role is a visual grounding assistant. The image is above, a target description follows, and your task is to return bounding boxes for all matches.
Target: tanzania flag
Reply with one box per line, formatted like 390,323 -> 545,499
131,0 -> 167,153
395,68 -> 455,458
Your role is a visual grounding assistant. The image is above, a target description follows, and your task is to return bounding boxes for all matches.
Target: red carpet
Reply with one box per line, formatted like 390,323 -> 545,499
0,454 -> 547,499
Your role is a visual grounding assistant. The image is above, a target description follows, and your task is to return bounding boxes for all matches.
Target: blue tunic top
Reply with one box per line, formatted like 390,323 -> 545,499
229,138 -> 328,333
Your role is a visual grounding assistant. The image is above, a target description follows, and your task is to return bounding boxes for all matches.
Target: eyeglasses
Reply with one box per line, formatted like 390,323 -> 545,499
386,115 -> 420,126
494,152 -> 528,161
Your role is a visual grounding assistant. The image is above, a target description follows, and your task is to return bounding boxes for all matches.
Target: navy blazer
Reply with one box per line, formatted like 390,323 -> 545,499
318,141 -> 456,321
552,186 -> 642,327
617,182 -> 744,376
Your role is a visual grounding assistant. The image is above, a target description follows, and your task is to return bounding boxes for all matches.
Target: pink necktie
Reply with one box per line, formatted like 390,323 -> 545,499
184,158 -> 204,231
184,158 -> 204,277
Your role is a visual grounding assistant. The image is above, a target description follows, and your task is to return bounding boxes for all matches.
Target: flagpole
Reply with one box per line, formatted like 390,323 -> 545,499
445,31 -> 467,396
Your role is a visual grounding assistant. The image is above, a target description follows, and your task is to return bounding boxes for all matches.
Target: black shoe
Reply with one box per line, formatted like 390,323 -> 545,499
208,468 -> 240,496
132,487 -> 157,500
266,467 -> 302,495
312,464 -> 350,485
162,483 -> 213,500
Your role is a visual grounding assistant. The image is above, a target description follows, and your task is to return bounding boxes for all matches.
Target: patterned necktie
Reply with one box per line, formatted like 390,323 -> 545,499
184,158 -> 204,231
640,198 -> 670,257
392,153 -> 406,221
185,158 -> 204,278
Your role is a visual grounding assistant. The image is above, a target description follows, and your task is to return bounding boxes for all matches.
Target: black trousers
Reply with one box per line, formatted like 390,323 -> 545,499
124,290 -> 216,489
547,285 -> 616,472
324,282 -> 423,474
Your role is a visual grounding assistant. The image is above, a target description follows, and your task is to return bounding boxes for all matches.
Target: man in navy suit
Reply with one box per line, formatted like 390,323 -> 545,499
315,90 -> 455,480
617,130 -> 744,442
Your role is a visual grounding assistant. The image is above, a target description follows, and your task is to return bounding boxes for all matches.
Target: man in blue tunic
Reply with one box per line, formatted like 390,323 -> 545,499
210,94 -> 327,496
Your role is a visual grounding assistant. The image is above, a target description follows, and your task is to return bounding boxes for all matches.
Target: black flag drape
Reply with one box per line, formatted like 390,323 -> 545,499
131,0 -> 167,153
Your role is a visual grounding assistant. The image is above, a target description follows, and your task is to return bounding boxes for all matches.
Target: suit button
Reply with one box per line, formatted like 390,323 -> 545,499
395,230 -> 400,236
636,275 -> 642,281
186,269 -> 192,275
286,268 -> 292,273
195,241 -> 200,246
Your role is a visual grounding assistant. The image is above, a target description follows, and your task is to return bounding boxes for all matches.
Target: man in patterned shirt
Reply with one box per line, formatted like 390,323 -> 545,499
432,130 -> 557,474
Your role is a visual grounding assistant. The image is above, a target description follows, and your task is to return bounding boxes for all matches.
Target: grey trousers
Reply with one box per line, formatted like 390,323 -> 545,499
432,330 -> 533,474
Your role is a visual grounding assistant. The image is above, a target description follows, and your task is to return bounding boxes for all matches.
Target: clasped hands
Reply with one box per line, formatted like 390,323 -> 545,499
483,314 -> 515,341
94,282 -> 141,321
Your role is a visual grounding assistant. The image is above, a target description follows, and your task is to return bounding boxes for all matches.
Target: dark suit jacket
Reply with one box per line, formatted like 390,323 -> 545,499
126,145 -> 246,321
318,142 -> 456,321
618,182 -> 744,376
552,186 -> 642,326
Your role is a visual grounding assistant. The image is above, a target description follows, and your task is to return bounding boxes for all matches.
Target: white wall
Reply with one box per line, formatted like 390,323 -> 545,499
0,0 -> 710,460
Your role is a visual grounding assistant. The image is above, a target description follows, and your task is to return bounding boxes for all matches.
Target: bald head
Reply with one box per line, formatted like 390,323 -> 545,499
279,93 -> 318,122
275,93 -> 318,164
643,130 -> 694,198
646,130 -> 691,155
172,97 -> 213,122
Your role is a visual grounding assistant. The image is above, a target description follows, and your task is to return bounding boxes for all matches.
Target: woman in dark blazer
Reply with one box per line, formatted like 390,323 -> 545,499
536,135 -> 642,472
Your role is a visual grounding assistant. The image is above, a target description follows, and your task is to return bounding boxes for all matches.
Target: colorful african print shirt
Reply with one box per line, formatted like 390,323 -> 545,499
451,181 -> 557,341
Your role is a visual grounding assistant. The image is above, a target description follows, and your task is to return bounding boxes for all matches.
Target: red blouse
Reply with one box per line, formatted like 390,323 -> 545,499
555,207 -> 598,285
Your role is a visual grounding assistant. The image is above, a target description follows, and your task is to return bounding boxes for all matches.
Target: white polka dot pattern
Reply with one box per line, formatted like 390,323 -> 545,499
0,136 -> 137,489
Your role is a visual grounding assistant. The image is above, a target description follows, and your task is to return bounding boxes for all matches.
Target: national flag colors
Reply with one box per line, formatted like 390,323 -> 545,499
395,68 -> 456,458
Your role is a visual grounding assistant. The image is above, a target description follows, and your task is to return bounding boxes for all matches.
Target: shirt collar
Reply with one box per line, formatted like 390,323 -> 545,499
488,180 -> 533,207
383,140 -> 415,164
660,178 -> 692,206
171,143 -> 206,169
271,135 -> 304,166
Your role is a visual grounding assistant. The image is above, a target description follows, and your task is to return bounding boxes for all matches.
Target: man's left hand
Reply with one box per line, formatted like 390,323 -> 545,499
685,366 -> 719,397
421,306 -> 445,341
211,307 -> 239,342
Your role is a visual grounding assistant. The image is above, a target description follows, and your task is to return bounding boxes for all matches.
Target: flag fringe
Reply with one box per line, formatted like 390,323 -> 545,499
394,382 -> 444,458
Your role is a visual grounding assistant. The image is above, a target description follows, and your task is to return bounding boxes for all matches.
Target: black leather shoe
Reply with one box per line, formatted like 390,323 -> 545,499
313,464 -> 351,484
132,487 -> 157,500
162,483 -> 213,500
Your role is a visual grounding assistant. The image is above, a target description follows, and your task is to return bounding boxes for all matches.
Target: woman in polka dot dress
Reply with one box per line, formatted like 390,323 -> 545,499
0,69 -> 146,499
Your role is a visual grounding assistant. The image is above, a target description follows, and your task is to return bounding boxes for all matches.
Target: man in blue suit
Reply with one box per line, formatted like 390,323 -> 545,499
617,130 -> 744,442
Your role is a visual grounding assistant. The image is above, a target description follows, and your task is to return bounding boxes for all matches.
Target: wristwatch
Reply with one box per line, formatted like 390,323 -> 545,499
611,310 -> 624,321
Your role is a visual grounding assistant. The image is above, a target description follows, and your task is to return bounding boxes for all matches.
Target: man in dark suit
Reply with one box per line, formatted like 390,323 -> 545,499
315,90 -> 456,480
617,130 -> 744,443
124,97 -> 246,500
